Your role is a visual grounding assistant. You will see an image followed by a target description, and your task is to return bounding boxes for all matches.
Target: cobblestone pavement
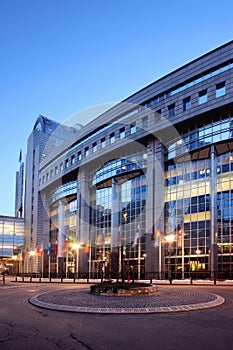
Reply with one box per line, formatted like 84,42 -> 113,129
30,286 -> 225,314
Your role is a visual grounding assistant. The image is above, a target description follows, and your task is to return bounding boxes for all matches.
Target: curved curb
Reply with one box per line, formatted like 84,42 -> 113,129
29,292 -> 225,314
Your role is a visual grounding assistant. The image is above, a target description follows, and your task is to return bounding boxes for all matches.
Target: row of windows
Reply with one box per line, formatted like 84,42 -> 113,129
40,123 -> 139,185
167,116 -> 233,160
167,82 -> 226,117
166,162 -> 233,186
40,63 -> 229,185
143,61 -> 232,108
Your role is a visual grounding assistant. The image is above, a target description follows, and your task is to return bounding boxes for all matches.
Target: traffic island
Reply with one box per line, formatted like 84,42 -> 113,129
29,287 -> 225,314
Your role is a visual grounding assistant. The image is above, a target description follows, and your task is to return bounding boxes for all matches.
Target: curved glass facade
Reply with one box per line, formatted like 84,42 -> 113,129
166,117 -> 233,160
89,155 -> 147,279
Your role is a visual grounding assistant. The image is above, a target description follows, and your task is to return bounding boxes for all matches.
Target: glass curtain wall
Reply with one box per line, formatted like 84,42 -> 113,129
90,155 -> 147,279
165,159 -> 211,278
216,152 -> 233,278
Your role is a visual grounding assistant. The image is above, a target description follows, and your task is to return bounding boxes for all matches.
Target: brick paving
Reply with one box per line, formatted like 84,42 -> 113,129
29,286 -> 225,314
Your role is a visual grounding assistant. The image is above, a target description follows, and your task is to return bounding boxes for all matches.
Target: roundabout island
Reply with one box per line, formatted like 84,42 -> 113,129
29,282 -> 225,314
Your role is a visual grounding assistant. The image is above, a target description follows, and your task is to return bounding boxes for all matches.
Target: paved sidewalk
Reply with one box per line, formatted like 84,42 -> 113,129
29,286 -> 225,314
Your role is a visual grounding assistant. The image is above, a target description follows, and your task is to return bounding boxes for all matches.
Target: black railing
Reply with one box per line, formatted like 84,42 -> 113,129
12,270 -> 233,283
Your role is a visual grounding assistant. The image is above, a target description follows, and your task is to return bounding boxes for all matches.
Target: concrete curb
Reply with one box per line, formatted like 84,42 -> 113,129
29,291 -> 225,314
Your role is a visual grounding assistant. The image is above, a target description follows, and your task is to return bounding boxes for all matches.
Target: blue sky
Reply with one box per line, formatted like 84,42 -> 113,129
0,0 -> 233,216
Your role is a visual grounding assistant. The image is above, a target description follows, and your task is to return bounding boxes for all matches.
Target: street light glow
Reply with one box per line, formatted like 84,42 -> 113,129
165,234 -> 175,243
72,243 -> 81,251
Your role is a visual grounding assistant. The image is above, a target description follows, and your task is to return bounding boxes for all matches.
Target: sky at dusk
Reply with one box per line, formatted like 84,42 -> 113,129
0,0 -> 233,216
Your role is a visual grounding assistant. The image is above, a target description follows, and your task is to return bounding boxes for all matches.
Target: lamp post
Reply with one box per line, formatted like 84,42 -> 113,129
122,212 -> 128,282
72,243 -> 81,279
143,253 -> 147,279
101,256 -> 106,281
196,249 -> 201,275
29,250 -> 36,280
165,234 -> 174,283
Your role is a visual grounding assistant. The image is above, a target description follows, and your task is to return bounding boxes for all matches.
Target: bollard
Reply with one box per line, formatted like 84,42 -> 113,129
190,277 -> 193,285
150,277 -> 152,284
214,277 -> 216,285
3,274 -> 5,284
169,277 -> 172,285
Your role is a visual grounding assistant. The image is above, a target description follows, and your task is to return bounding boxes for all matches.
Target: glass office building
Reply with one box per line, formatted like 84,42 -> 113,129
24,41 -> 233,279
0,216 -> 24,274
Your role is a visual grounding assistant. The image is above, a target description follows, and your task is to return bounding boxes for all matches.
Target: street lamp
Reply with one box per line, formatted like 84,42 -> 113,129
195,249 -> 201,272
165,234 -> 175,282
72,243 -> 81,279
101,256 -> 106,281
29,250 -> 36,279
122,211 -> 128,281
143,253 -> 147,279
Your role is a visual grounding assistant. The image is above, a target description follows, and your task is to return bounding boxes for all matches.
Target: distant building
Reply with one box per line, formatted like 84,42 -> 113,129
24,115 -> 77,273
15,149 -> 24,218
0,215 -> 24,274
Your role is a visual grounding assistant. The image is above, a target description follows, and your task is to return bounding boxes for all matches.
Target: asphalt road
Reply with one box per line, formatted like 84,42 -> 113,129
0,279 -> 233,350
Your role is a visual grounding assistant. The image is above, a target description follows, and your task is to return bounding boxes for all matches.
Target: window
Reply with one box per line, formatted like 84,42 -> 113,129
85,147 -> 89,157
55,166 -> 58,175
50,169 -> 53,178
120,127 -> 126,139
60,163 -> 64,172
78,151 -> 82,161
156,110 -> 162,121
199,89 -> 208,104
101,137 -> 106,148
65,159 -> 69,168
130,123 -> 136,134
183,96 -> 191,111
168,103 -> 175,117
46,172 -> 49,181
92,142 -> 97,152
71,155 -> 75,165
216,82 -> 226,98
142,116 -> 148,128
110,132 -> 115,144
